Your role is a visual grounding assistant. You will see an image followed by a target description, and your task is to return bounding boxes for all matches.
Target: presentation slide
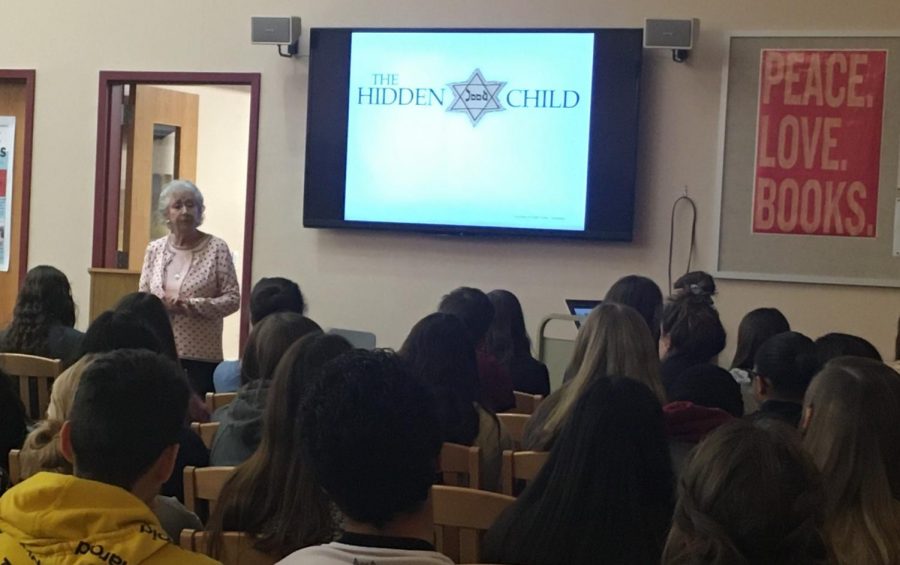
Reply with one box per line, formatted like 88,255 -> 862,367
343,32 -> 595,231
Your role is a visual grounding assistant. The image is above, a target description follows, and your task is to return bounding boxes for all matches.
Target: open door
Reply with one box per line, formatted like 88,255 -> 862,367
122,85 -> 199,270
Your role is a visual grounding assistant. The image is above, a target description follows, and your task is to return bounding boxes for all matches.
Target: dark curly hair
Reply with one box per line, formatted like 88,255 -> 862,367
1,266 -> 76,356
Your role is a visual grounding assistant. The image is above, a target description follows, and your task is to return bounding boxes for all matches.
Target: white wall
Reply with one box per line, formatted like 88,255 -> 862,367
8,1 -> 900,364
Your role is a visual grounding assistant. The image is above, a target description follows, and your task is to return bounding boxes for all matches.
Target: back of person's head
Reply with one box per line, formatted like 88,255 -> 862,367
114,292 -> 179,362
663,420 -> 828,565
485,289 -> 533,365
896,315 -> 900,361
731,308 -> 791,370
2,265 -> 76,355
483,376 -> 673,564
249,277 -> 305,325
399,313 -> 479,444
437,286 -> 495,346
753,332 -> 819,401
542,303 -> 664,442
802,357 -> 900,563
240,312 -> 321,386
64,349 -> 189,491
302,349 -> 442,529
208,332 -> 352,558
665,364 -> 743,417
78,310 -> 162,358
662,292 -> 726,362
672,271 -> 717,300
604,275 -> 664,343
814,332 -> 882,365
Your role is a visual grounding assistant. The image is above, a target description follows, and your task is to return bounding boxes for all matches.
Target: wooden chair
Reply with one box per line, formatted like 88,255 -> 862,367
183,466 -> 236,516
500,450 -> 549,496
7,449 -> 21,485
0,353 -> 62,420
180,529 -> 275,565
496,413 -> 530,449
512,391 -> 543,415
189,421 -> 220,449
440,442 -> 481,489
205,392 -> 237,414
432,485 -> 514,564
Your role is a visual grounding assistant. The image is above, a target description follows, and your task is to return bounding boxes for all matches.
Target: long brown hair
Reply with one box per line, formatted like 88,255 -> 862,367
206,332 -> 352,558
541,303 -> 663,439
664,420 -> 828,565
802,357 -> 900,564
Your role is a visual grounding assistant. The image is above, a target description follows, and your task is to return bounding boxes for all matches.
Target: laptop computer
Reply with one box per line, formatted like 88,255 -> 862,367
565,299 -> 602,328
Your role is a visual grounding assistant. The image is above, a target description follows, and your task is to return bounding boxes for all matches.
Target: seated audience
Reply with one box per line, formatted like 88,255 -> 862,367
663,420 -> 828,564
522,303 -> 664,451
603,274 -> 664,342
0,349 -> 216,564
116,291 -> 210,423
17,310 -> 204,536
802,357 -> 900,563
214,277 -> 306,393
439,286 -> 514,412
207,333 -> 351,560
815,332 -> 882,364
663,363 -> 741,472
485,289 -> 550,396
210,312 -> 321,466
730,307 -> 791,413
747,331 -> 819,428
0,370 -> 27,487
400,313 -> 512,491
278,350 -> 450,564
0,265 -> 83,365
659,290 -> 726,383
482,376 -> 675,565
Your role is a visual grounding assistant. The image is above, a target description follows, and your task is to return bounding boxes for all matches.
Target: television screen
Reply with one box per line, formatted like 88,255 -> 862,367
304,28 -> 642,240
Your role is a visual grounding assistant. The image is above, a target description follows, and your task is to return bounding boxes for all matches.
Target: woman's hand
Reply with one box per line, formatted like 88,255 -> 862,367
163,296 -> 190,315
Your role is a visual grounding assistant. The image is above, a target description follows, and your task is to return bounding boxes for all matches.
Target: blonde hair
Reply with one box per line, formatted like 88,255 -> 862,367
802,357 -> 900,564
542,303 -> 664,437
18,355 -> 95,480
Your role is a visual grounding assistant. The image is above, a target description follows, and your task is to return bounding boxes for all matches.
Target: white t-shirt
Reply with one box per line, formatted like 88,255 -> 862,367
277,537 -> 454,565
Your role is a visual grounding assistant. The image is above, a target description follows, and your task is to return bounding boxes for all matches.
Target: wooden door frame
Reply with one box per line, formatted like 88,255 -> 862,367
0,69 -> 36,284
92,71 -> 261,346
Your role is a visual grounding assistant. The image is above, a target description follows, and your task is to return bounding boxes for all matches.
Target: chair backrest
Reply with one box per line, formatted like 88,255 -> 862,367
189,421 -> 220,450
180,529 -> 275,565
7,449 -> 21,485
0,353 -> 62,420
432,485 -> 515,564
440,442 -> 481,489
205,392 -> 237,414
500,450 -> 550,496
496,413 -> 530,449
512,391 -> 543,415
183,465 -> 236,515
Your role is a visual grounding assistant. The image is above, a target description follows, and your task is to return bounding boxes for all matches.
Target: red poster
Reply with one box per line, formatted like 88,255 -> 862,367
752,49 -> 886,237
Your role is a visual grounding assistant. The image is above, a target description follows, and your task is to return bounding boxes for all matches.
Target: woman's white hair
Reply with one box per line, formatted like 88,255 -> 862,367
158,179 -> 205,227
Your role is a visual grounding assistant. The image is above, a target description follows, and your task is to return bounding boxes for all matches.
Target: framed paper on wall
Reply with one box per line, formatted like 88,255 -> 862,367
0,115 -> 15,273
715,35 -> 900,288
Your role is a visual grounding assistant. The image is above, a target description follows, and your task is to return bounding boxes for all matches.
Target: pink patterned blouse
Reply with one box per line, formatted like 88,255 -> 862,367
139,234 -> 240,362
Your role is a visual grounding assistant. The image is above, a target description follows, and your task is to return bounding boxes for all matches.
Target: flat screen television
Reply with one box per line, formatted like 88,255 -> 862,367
303,28 -> 643,240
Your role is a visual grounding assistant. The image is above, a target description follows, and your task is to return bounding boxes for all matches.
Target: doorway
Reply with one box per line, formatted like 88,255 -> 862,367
0,70 -> 35,327
92,72 -> 260,357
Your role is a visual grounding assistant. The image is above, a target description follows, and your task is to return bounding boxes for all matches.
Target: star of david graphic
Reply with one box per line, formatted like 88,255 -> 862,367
447,69 -> 506,126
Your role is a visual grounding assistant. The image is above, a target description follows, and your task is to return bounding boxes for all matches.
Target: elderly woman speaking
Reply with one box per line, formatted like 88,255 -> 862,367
139,180 -> 240,395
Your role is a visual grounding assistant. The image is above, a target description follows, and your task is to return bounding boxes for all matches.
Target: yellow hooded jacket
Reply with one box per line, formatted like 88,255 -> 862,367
0,473 -> 219,564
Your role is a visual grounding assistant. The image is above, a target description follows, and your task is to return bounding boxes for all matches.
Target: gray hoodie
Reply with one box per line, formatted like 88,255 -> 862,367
209,379 -> 270,466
